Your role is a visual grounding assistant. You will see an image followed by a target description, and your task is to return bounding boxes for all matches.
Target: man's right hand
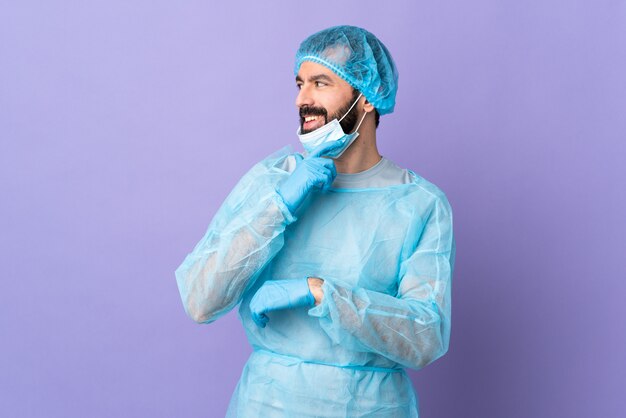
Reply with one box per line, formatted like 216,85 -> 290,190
276,142 -> 339,214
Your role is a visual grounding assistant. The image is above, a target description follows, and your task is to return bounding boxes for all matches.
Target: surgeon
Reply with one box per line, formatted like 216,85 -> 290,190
176,25 -> 455,417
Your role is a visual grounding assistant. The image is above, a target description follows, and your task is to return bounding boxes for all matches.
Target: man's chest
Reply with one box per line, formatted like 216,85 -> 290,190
270,192 -> 417,294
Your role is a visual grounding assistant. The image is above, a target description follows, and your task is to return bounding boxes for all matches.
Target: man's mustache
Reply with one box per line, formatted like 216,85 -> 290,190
299,106 -> 327,119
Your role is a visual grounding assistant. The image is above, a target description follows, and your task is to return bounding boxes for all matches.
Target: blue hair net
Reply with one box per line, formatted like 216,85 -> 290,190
294,25 -> 399,115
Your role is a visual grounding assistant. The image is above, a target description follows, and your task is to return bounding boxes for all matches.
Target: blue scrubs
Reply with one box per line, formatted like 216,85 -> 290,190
176,146 -> 455,417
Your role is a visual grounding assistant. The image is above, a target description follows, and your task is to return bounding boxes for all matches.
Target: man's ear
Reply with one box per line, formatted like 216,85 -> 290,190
363,98 -> 375,113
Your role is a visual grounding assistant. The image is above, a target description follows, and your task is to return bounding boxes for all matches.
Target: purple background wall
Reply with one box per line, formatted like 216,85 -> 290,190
2,1 -> 625,417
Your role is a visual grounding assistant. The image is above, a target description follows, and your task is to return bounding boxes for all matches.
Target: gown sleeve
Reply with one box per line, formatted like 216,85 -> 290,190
175,149 -> 297,324
308,194 -> 455,370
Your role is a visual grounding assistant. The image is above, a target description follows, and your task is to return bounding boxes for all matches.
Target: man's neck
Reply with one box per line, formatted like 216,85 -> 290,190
332,117 -> 381,174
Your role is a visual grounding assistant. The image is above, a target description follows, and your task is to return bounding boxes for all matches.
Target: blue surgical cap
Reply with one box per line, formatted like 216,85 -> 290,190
294,25 -> 399,115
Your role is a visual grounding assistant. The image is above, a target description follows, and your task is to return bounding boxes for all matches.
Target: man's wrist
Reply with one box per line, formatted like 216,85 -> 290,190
307,277 -> 324,305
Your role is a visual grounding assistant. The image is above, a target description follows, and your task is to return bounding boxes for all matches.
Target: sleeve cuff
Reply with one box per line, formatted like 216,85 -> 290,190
273,189 -> 297,225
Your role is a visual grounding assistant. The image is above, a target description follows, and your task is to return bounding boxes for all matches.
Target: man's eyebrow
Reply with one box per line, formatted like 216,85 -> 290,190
310,74 -> 334,83
295,74 -> 334,83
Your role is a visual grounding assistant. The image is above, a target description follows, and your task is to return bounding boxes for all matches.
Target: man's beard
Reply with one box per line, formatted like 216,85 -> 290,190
299,90 -> 361,134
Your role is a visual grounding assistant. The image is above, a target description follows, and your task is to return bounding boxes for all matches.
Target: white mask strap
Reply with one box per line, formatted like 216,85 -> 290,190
353,111 -> 368,134
339,93 -> 363,123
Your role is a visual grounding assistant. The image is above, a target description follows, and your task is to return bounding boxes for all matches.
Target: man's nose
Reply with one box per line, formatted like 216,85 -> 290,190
295,85 -> 314,109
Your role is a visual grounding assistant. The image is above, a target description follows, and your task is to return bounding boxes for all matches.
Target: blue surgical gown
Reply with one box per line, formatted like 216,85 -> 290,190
176,146 -> 455,417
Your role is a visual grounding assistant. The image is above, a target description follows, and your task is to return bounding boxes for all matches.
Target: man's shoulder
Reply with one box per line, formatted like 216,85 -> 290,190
386,159 -> 451,211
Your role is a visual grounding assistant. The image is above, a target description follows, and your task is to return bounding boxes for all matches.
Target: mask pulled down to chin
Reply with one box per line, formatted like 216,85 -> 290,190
297,93 -> 367,158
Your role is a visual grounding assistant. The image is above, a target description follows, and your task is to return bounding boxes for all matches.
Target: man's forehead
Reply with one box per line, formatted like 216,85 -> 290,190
295,61 -> 343,83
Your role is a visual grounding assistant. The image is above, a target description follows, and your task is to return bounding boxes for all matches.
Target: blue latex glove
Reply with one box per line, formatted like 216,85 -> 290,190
249,279 -> 315,328
276,142 -> 339,214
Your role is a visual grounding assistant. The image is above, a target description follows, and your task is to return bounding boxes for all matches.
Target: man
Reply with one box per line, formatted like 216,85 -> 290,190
176,25 -> 455,417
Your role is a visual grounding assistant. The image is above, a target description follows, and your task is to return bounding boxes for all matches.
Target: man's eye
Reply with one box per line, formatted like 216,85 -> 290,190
296,84 -> 302,90
315,81 -> 327,87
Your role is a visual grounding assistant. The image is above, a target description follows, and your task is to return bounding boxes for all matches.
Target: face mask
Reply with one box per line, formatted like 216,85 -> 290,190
297,93 -> 368,158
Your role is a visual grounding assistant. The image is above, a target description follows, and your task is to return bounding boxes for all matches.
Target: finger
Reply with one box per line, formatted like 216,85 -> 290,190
324,159 -> 337,177
321,170 -> 335,190
309,157 -> 336,176
304,161 -> 331,182
313,167 -> 335,189
316,157 -> 336,170
318,164 -> 337,182
307,161 -> 330,177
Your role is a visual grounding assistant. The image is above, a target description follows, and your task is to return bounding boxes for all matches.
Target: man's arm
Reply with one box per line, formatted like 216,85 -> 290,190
175,151 -> 296,324
308,195 -> 455,370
